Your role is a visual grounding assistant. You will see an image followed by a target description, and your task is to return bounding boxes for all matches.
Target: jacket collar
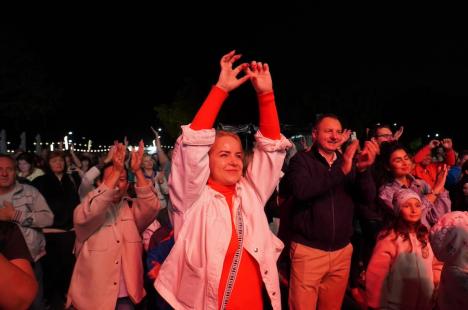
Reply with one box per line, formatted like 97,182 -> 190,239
309,145 -> 343,168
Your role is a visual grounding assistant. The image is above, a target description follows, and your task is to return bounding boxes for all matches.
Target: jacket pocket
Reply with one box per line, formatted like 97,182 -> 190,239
121,215 -> 143,243
87,228 -> 109,251
176,241 -> 204,308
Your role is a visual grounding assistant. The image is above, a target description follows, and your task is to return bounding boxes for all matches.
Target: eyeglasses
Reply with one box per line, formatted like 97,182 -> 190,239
376,134 -> 394,139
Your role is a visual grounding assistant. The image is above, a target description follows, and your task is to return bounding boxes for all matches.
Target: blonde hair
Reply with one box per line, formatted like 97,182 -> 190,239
209,131 -> 244,154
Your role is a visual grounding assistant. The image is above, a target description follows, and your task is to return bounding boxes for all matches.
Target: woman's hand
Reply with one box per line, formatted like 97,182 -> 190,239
112,142 -> 126,173
130,140 -> 145,173
215,50 -> 250,92
245,60 -> 273,95
433,164 -> 448,195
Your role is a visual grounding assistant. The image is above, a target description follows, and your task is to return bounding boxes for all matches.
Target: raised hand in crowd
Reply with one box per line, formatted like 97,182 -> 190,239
356,140 -> 379,172
103,142 -> 126,189
341,139 -> 360,175
245,60 -> 273,94
150,126 -> 170,167
393,125 -> 404,140
337,129 -> 352,149
131,140 -> 150,187
433,164 -> 449,195
429,139 -> 441,149
215,50 -> 250,92
441,138 -> 453,150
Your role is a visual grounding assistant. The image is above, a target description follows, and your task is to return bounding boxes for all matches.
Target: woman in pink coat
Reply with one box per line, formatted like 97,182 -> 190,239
67,141 -> 160,310
366,189 -> 439,310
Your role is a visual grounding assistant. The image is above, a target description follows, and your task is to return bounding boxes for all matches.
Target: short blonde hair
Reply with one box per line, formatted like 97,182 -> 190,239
209,131 -> 244,154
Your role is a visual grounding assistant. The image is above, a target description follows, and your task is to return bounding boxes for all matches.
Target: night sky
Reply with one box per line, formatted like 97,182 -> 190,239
1,4 -> 466,150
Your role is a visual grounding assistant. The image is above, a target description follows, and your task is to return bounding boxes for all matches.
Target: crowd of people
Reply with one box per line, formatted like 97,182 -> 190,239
0,51 -> 467,310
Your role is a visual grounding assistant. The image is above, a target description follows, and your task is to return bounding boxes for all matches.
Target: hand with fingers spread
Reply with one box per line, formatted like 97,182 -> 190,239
245,60 -> 273,95
215,50 -> 250,93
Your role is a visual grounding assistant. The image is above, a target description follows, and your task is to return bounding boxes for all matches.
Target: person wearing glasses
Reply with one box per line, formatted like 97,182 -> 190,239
368,123 -> 403,145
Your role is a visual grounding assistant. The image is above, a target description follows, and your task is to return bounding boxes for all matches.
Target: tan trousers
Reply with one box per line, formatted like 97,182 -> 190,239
289,242 -> 353,310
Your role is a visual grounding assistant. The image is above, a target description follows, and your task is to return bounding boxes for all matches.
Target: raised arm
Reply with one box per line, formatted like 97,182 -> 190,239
74,143 -> 127,242
151,126 -> 170,167
441,138 -> 456,166
69,144 -> 82,168
131,140 -> 160,231
243,60 -> 291,203
246,60 -> 280,140
190,50 -> 249,130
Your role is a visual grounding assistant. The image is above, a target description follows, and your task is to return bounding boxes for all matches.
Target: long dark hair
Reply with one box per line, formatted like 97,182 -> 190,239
379,212 -> 429,252
375,141 -> 411,188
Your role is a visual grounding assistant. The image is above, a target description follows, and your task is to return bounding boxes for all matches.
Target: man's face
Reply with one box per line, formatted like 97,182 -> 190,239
312,117 -> 343,154
374,127 -> 394,145
421,155 -> 432,167
0,157 -> 16,190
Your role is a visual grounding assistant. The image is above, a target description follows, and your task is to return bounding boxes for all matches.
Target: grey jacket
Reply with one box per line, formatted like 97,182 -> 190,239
10,182 -> 54,261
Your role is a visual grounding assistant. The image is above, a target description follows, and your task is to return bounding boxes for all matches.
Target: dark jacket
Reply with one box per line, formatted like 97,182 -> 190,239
282,146 -> 375,251
32,173 -> 80,230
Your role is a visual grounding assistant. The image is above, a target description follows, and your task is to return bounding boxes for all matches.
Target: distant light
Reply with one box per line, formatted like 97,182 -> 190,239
146,145 -> 157,154
158,128 -> 162,132
7,142 -> 10,145
68,131 -> 73,135
435,133 -> 439,137
33,142 -> 37,145
427,134 -> 430,138
393,123 -> 397,126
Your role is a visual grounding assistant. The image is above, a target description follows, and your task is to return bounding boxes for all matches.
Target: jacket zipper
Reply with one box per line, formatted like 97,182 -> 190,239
329,166 -> 336,251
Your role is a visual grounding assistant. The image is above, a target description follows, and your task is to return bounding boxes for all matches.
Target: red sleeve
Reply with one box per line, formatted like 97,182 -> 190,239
190,86 -> 228,130
258,92 -> 281,140
414,145 -> 431,164
445,148 -> 456,166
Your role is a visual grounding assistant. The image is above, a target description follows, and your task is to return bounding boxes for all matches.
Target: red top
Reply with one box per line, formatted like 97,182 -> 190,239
413,144 -> 456,189
208,178 -> 263,310
190,86 -> 281,140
